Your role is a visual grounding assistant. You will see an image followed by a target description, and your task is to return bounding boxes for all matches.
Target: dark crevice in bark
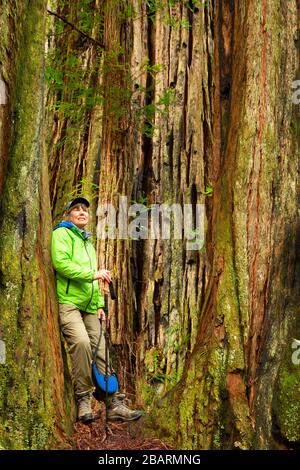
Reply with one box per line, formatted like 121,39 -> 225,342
49,118 -> 68,213
131,241 -> 141,335
218,0 -> 234,154
187,1 -> 194,68
185,130 -> 191,187
73,112 -> 91,186
154,278 -> 162,345
166,129 -> 174,187
190,182 -> 197,219
132,3 -> 155,339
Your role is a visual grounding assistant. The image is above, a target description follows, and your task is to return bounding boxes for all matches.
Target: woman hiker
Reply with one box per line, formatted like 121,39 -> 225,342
51,196 -> 142,424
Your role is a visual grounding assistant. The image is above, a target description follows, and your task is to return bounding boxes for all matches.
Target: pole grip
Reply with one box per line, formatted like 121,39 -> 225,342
103,280 -> 109,315
109,281 -> 117,300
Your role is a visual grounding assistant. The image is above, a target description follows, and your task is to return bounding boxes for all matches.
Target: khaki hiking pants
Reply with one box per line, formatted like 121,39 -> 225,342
58,303 -> 111,398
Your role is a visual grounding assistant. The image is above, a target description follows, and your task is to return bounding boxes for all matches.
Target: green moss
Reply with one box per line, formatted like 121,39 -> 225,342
0,0 -> 73,450
274,367 -> 300,443
148,395 -> 179,448
144,347 -> 165,382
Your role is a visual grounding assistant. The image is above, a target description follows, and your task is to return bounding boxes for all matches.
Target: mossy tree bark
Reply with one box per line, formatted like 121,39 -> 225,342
0,0 -> 73,449
28,0 -> 300,450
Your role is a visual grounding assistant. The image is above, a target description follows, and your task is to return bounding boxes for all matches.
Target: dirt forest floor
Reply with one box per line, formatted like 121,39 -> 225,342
73,400 -> 172,451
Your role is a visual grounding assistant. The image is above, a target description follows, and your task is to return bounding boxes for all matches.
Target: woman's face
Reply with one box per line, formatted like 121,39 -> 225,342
67,204 -> 89,229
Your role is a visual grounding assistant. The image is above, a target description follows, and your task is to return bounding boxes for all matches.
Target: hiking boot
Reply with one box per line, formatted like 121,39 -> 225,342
107,396 -> 142,422
77,393 -> 93,424
93,389 -> 129,403
114,392 -> 132,406
114,392 -> 126,401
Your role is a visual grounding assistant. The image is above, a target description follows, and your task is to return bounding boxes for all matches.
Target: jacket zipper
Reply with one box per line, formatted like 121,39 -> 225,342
84,240 -> 94,311
66,279 -> 70,294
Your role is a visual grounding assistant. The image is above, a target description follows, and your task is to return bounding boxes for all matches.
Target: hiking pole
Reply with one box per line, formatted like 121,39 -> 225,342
103,280 -> 117,440
103,280 -> 109,440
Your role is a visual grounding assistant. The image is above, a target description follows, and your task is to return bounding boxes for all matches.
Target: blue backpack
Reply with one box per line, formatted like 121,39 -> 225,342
92,319 -> 119,397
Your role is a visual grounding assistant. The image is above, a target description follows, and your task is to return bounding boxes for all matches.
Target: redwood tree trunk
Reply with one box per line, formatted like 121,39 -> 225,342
141,0 -> 300,449
0,0 -> 73,449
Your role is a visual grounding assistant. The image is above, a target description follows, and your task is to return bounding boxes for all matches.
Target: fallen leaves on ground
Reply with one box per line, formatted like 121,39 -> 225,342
73,401 -> 172,451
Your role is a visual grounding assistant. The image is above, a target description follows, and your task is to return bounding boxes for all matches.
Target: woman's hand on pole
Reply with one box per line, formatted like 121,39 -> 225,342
93,269 -> 112,283
97,308 -> 106,321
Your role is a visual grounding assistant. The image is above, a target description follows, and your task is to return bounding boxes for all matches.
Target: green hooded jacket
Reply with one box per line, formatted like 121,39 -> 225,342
51,221 -> 104,314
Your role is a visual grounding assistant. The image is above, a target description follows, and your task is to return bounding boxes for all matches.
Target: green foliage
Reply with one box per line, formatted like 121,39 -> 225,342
146,0 -> 186,28
131,191 -> 150,208
46,2 -> 185,144
140,59 -> 165,77
145,348 -> 166,383
77,0 -> 97,31
46,55 -> 97,122
202,185 -> 213,196
186,0 -> 210,12
45,66 -> 64,86
66,178 -> 100,202
135,87 -> 176,138
145,0 -> 209,28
